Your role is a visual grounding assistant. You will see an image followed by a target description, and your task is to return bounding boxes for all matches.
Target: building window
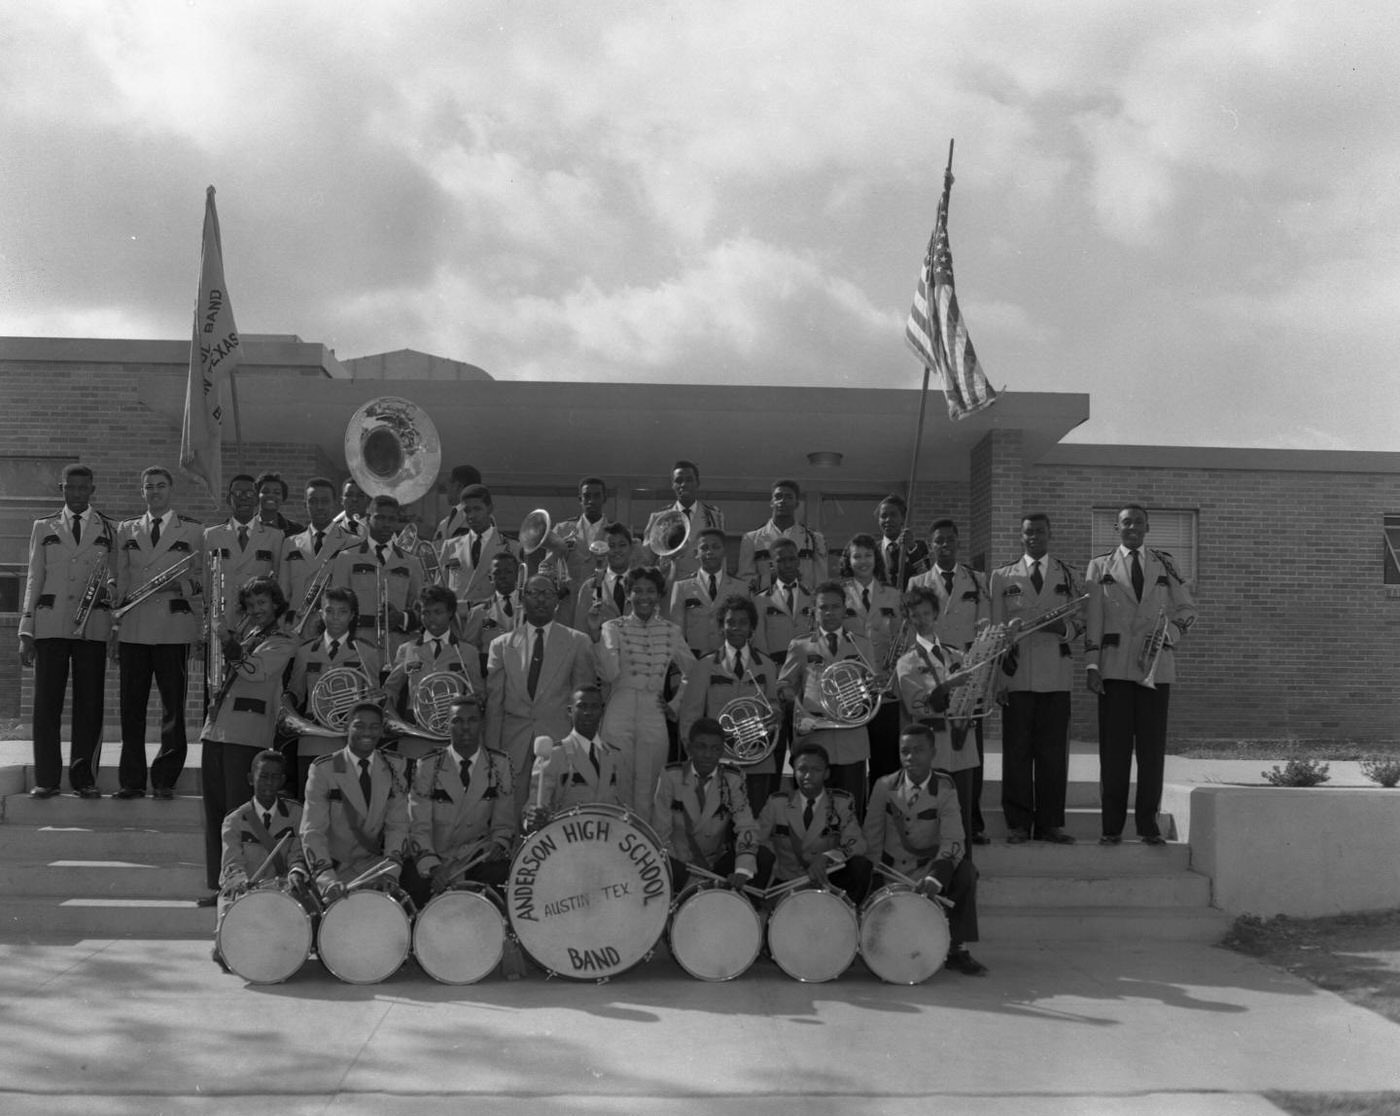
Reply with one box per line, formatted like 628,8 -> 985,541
1091,507 -> 1198,587
1384,515 -> 1400,585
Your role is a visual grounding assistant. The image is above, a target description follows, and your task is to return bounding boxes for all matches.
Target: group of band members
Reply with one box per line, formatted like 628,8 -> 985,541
22,459 -> 1198,978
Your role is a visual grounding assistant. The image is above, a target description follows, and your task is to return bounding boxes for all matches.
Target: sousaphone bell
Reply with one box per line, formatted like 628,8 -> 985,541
345,396 -> 443,505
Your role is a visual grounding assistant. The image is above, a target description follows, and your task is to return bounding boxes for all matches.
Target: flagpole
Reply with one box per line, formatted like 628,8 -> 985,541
228,365 -> 245,474
904,138 -> 956,515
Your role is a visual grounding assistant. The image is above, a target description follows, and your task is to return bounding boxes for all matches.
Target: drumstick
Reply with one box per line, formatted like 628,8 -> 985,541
684,862 -> 766,901
344,858 -> 399,892
439,842 -> 491,889
876,861 -> 955,909
762,850 -> 848,900
244,832 -> 293,890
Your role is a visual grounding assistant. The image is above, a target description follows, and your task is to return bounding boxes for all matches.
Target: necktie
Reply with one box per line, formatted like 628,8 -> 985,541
459,758 -> 471,793
527,627 -> 545,698
861,586 -> 870,611
613,578 -> 626,613
588,742 -> 600,774
71,512 -> 82,545
150,516 -> 161,547
358,758 -> 372,804
826,631 -> 838,657
376,543 -> 387,566
502,594 -> 514,618
907,782 -> 920,810
707,573 -> 717,599
262,810 -> 273,831
941,569 -> 955,595
313,530 -> 325,555
698,773 -> 711,808
327,638 -> 340,660
733,648 -> 744,681
470,533 -> 482,568
802,797 -> 815,829
1031,559 -> 1044,593
784,584 -> 794,614
237,525 -> 249,552
1130,549 -> 1144,601
432,638 -> 442,659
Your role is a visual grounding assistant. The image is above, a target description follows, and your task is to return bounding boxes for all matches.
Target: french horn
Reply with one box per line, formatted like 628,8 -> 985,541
278,666 -> 374,738
816,660 -> 883,728
344,396 -> 442,505
717,691 -> 779,765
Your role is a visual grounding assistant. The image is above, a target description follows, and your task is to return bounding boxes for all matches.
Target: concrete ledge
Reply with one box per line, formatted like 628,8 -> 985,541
1189,784 -> 1400,917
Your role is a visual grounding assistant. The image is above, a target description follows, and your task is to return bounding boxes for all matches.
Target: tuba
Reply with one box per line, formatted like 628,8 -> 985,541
717,669 -> 779,765
344,396 -> 443,505
646,508 -> 691,560
279,666 -> 374,738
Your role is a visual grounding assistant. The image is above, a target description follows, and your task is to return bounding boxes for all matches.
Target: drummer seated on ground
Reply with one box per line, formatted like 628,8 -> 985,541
651,718 -> 759,894
863,723 -> 986,976
524,686 -> 625,831
403,694 -> 516,909
754,742 -> 872,903
300,701 -> 410,902
213,750 -> 309,969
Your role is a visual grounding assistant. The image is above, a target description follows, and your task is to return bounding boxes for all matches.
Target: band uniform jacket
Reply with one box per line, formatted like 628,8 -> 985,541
893,639 -> 977,775
301,747 -> 411,880
754,580 -> 814,661
863,768 -> 965,878
327,537 -> 424,660
204,519 -> 283,630
778,628 -> 876,766
21,508 -> 117,642
909,563 -> 988,650
841,579 -> 903,669
529,729 -> 625,814
737,521 -> 828,594
677,644 -> 780,775
278,521 -> 357,628
667,571 -> 760,656
285,634 -> 383,730
877,536 -> 933,590
383,631 -> 485,723
442,526 -> 519,607
756,787 -> 867,882
989,555 -> 1084,692
485,622 -> 598,770
219,796 -> 308,889
642,500 -> 725,583
570,571 -> 628,635
1084,547 -> 1197,685
112,513 -> 205,645
651,761 -> 759,874
200,626 -> 297,747
409,744 -> 517,871
461,590 -> 522,651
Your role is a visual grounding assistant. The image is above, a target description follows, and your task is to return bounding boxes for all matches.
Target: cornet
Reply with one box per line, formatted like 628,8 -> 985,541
72,549 -> 110,637
110,551 -> 198,621
1137,608 -> 1170,690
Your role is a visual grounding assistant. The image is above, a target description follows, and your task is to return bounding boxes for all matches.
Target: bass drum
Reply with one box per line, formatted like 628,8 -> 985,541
859,884 -> 951,984
413,883 -> 508,985
767,887 -> 859,982
317,887 -> 415,984
506,804 -> 672,981
667,881 -> 763,982
217,884 -> 316,984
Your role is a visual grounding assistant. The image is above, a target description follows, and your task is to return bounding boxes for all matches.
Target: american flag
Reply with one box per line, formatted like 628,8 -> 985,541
905,171 -> 1000,420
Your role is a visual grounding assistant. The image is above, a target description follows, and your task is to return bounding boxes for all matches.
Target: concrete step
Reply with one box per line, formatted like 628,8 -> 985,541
971,840 -> 1191,875
14,767 -> 205,796
0,859 -> 206,898
2,793 -> 205,828
982,905 -> 1231,943
0,896 -> 215,939
980,871 -> 1211,908
0,826 -> 201,860
978,779 -> 1116,809
977,807 -> 1171,841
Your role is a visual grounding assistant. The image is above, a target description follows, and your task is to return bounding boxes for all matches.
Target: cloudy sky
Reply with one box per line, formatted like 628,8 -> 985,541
2,2 -> 1396,450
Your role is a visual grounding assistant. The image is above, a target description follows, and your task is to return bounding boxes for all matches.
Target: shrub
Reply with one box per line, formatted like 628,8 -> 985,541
1261,759 -> 1331,787
1360,757 -> 1400,788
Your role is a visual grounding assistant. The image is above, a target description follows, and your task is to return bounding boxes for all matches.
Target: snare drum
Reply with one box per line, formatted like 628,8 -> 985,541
507,804 -> 672,980
317,887 -> 414,984
859,884 -> 952,984
217,884 -> 317,984
767,887 -> 859,982
413,883 -> 508,985
667,881 -> 763,982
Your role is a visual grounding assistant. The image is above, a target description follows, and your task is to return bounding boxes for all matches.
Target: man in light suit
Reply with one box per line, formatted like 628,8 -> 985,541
1085,504 -> 1198,846
990,514 -> 1084,844
19,464 -> 116,798
278,476 -> 357,634
485,575 -> 598,815
111,466 -> 206,799
737,479 -> 827,594
404,694 -> 516,907
908,519 -> 989,842
300,702 -> 411,899
441,484 -> 518,607
203,473 -> 284,648
641,460 -> 725,584
754,537 -> 813,667
525,686 -> 625,825
667,528 -> 757,656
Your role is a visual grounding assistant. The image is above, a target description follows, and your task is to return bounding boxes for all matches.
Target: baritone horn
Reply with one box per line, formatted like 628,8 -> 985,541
646,508 -> 691,560
344,396 -> 442,505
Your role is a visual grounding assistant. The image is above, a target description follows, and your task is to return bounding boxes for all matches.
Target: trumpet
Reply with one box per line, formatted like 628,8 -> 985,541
1138,608 -> 1170,690
717,667 -> 779,765
291,543 -> 353,636
110,551 -> 198,621
72,549 -> 110,637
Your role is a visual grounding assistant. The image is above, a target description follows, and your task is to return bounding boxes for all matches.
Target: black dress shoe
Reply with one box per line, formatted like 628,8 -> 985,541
195,893 -> 219,908
1098,834 -> 1122,846
1141,834 -> 1167,846
29,785 -> 60,799
152,787 -> 175,800
76,786 -> 102,799
114,787 -> 146,799
945,948 -> 989,976
1006,828 -> 1030,845
1039,828 -> 1076,845
971,833 -> 990,846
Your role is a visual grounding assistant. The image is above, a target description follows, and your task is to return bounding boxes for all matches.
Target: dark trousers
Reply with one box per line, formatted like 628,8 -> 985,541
827,761 -> 868,820
894,852 -> 979,947
1001,690 -> 1071,836
866,700 -> 903,785
668,850 -> 738,895
948,720 -> 986,836
31,638 -> 106,790
1098,680 -> 1170,838
402,856 -> 510,910
754,848 -> 873,904
744,772 -> 780,816
201,740 -> 259,890
118,642 -> 190,792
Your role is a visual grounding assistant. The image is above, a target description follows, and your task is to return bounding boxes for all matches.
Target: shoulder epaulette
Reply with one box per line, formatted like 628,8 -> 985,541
484,746 -> 510,763
380,751 -> 406,770
311,752 -> 336,765
177,514 -> 202,525
300,636 -> 320,648
717,760 -> 743,774
1152,549 -> 1185,583
932,767 -> 957,784
829,787 -> 855,801
665,761 -> 685,770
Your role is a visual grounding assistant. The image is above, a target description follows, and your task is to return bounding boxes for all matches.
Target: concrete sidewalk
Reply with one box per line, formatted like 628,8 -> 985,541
1,938 -> 1397,1114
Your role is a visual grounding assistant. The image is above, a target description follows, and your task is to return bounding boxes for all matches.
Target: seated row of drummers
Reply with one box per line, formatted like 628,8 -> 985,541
215,691 -> 984,976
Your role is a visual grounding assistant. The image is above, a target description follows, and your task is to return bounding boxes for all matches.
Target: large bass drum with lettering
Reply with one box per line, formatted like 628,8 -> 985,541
506,804 -> 672,981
